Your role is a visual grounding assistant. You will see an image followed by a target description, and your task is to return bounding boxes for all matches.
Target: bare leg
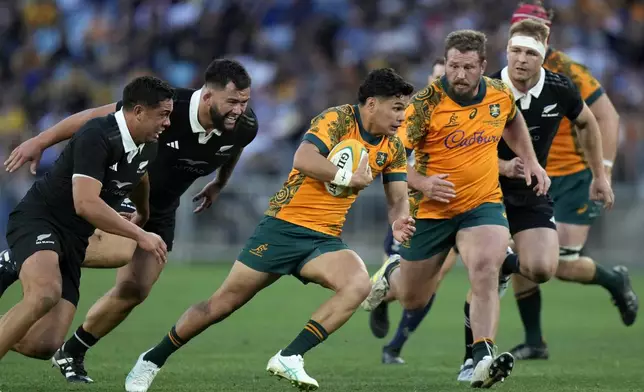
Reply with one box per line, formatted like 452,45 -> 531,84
456,225 -> 508,363
0,251 -> 62,360
506,228 -> 559,358
141,261 -> 279,367
555,223 -> 637,326
82,246 -> 164,339
297,250 -> 371,335
82,229 -> 136,269
13,299 -> 76,359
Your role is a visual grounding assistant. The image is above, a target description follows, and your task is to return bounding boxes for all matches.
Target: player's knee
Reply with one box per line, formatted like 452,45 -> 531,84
468,257 -> 498,281
346,270 -> 371,303
400,293 -> 430,310
398,279 -> 434,309
467,258 -> 498,292
113,280 -> 151,305
24,283 -> 62,314
528,263 -> 556,284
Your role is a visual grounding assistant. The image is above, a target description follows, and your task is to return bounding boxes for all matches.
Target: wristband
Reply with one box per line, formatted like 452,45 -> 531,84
331,168 -> 352,187
602,159 -> 614,168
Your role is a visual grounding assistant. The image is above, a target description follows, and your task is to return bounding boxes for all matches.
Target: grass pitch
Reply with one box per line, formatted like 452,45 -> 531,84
1,263 -> 642,392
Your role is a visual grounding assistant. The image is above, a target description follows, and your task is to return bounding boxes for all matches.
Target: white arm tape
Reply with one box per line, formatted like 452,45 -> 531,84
602,159 -> 614,168
331,168 -> 352,187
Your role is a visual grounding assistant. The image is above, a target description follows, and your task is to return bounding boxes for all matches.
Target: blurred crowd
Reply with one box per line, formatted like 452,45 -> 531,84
1,0 -> 644,235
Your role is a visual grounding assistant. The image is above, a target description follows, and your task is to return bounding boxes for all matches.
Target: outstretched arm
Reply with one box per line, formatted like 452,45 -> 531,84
4,103 -> 117,173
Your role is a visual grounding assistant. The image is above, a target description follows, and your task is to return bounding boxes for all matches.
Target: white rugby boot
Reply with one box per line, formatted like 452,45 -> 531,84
266,350 -> 319,391
457,358 -> 475,382
125,350 -> 161,392
470,352 -> 514,388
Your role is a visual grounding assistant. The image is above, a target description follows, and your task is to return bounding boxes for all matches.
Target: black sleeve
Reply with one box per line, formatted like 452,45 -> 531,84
561,75 -> 584,121
72,126 -> 110,183
115,101 -> 123,111
239,107 -> 259,147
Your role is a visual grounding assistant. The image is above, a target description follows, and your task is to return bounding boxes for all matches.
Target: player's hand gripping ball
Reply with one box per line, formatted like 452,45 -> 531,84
325,139 -> 369,197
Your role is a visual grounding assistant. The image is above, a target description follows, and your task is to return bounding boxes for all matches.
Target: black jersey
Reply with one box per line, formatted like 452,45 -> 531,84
116,87 -> 258,213
491,68 -> 584,191
15,111 -> 157,238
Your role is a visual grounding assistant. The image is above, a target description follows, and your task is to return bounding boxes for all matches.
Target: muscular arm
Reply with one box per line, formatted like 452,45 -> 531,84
573,103 -> 605,179
589,94 -> 619,170
502,111 -> 539,164
5,103 -> 119,173
129,173 -> 150,222
37,103 -> 118,148
292,141 -> 343,182
384,181 -> 410,225
72,176 -> 144,241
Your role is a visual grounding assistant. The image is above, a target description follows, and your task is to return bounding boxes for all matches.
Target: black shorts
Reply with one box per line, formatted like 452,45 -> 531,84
115,199 -> 176,252
144,211 -> 176,252
503,191 -> 556,236
6,210 -> 88,306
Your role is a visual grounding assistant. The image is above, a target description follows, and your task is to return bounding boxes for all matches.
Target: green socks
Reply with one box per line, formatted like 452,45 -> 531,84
282,319 -> 329,357
143,326 -> 187,367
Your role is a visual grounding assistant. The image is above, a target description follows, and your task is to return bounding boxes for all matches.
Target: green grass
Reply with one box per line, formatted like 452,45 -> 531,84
1,264 -> 642,392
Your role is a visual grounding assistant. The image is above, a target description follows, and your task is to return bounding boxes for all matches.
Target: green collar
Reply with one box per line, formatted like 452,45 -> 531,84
353,104 -> 383,146
440,75 -> 487,107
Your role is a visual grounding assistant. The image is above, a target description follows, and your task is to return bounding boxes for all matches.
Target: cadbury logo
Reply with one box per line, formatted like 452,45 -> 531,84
444,130 -> 500,150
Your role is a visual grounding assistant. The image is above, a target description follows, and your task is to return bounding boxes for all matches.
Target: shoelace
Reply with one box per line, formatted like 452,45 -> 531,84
132,362 -> 159,385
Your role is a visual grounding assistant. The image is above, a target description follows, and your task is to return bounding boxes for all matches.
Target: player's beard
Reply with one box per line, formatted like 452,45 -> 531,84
449,81 -> 478,100
209,105 -> 227,130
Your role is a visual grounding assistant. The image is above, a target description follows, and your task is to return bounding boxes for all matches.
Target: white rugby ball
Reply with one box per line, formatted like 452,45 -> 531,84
325,139 -> 369,197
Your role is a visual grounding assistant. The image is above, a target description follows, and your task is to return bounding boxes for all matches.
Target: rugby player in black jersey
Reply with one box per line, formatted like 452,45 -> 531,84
0,76 -> 172,363
1,59 -> 258,382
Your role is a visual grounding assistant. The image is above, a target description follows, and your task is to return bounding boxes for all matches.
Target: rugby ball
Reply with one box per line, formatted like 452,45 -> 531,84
325,139 -> 369,197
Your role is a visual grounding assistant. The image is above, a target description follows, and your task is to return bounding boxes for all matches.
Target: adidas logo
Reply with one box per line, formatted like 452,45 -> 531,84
167,141 -> 179,149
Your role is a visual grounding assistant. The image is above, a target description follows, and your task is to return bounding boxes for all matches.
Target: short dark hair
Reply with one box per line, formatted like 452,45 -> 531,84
509,18 -> 550,43
432,58 -> 445,67
357,68 -> 414,105
444,30 -> 487,62
122,76 -> 175,111
204,59 -> 251,90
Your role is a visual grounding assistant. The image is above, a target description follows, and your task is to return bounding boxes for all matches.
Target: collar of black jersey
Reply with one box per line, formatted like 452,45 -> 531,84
352,104 -> 383,145
440,75 -> 487,107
